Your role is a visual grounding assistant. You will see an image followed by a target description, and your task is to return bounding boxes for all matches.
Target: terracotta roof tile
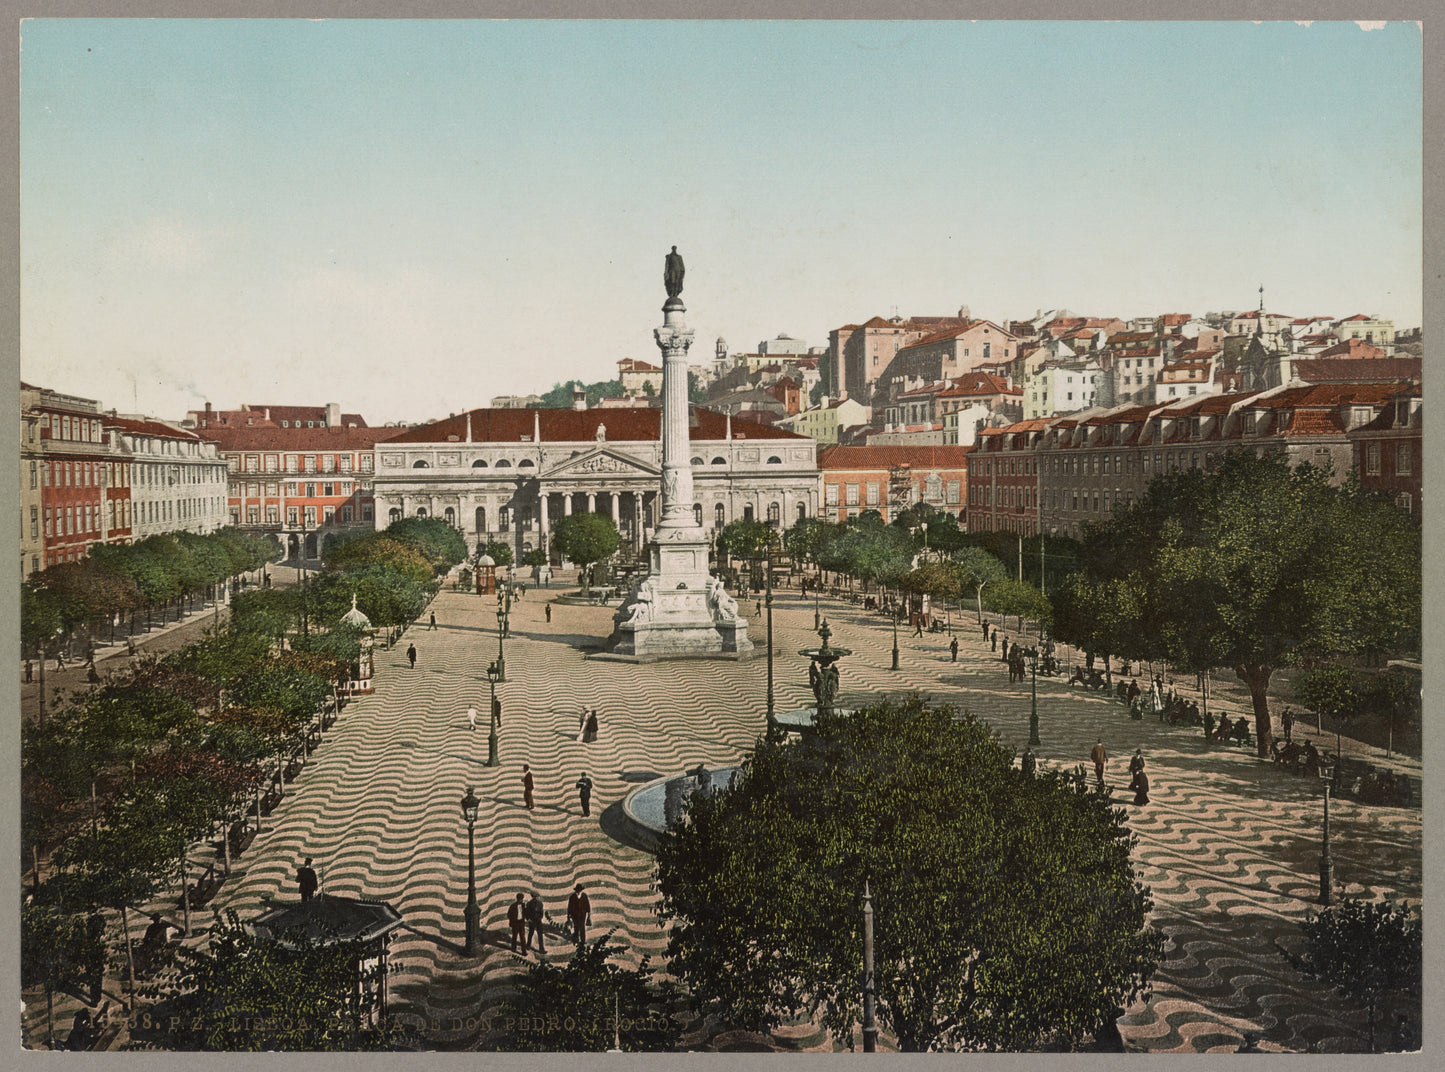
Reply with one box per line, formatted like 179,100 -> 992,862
817,444 -> 973,470
108,416 -> 203,441
380,407 -> 807,445
196,426 -> 400,451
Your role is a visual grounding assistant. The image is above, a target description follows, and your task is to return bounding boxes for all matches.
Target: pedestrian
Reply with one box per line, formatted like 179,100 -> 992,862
508,893 -> 526,953
912,616 -> 923,638
297,857 -> 319,902
87,663 -> 101,684
990,630 -> 997,653
950,637 -> 959,662
138,913 -> 176,977
1203,709 -> 1215,743
1021,747 -> 1037,776
567,883 -> 592,946
524,891 -> 546,954
54,649 -> 65,671
1129,748 -> 1145,779
467,706 -> 477,731
1126,679 -> 1141,705
981,620 -> 989,640
1090,737 -> 1107,786
583,710 -> 599,744
429,611 -> 437,630
1281,707 -> 1294,743
23,659 -> 32,683
407,643 -> 417,668
523,764 -> 535,810
577,706 -> 588,742
756,600 -> 762,617
545,603 -> 552,623
575,772 -> 594,817
1001,636 -> 1009,662
127,638 -> 137,656
1128,766 -> 1151,806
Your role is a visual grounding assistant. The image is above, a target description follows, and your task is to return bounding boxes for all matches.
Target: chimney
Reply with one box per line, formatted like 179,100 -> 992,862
263,408 -> 270,420
205,401 -> 213,413
326,402 -> 341,428
572,384 -> 587,411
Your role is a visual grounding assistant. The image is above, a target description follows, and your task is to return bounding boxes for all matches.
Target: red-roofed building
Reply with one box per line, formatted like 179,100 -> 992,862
828,312 -> 973,401
195,412 -> 394,560
876,321 -> 1019,410
618,358 -> 665,397
374,407 -> 819,561
1290,356 -> 1423,384
1331,314 -> 1395,353
966,419 -> 1050,535
109,416 -> 230,542
1348,386 -> 1421,516
816,445 -> 970,523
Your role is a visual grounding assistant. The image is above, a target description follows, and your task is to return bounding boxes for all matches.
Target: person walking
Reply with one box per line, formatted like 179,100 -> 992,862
575,772 -> 594,817
950,637 -> 959,663
467,706 -> 477,731
1281,707 -> 1294,743
583,710 -> 599,744
524,891 -> 546,954
990,630 -> 997,653
1090,738 -> 1108,787
545,603 -> 552,623
297,857 -> 319,902
407,643 -> 417,669
508,893 -> 526,954
24,659 -> 32,684
981,620 -> 990,640
522,764 -> 535,810
1001,636 -> 1010,663
911,615 -> 923,638
567,883 -> 592,946
1128,751 -> 1150,805
429,611 -> 437,631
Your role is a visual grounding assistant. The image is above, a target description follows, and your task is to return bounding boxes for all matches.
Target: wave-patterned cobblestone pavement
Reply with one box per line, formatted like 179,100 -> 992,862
150,585 -> 1418,1052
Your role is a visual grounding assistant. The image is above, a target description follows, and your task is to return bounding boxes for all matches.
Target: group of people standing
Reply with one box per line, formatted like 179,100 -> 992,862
507,883 -> 594,956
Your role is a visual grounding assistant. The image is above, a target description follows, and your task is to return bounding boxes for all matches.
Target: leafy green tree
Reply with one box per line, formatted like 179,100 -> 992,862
784,517 -> 833,575
324,536 -> 433,585
22,900 -> 107,1045
149,909 -> 409,1050
21,582 -> 67,657
484,540 -> 515,568
951,547 -> 1010,623
716,518 -> 773,563
487,934 -> 681,1052
655,696 -> 1162,1052
986,578 -> 1051,635
383,515 -> 467,573
900,561 -> 961,602
229,588 -> 299,640
688,370 -> 708,405
1282,898 -> 1421,1052
1072,450 -> 1420,756
551,513 -> 620,593
520,547 -> 548,568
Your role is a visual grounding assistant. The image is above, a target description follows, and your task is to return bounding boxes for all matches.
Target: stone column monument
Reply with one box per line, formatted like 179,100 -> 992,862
603,249 -> 753,660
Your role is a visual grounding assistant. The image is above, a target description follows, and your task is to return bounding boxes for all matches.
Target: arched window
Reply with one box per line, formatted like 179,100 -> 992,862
766,455 -> 782,464
715,503 -> 725,527
412,460 -> 430,468
767,502 -> 780,525
472,459 -> 489,468
499,506 -> 510,529
797,501 -> 807,521
691,457 -> 704,466
388,508 -> 401,523
711,457 -> 726,465
743,504 -> 754,522
444,507 -> 456,527
475,506 -> 486,532
518,459 -> 535,468
495,459 -> 512,468
416,507 -> 428,517
695,504 -> 705,527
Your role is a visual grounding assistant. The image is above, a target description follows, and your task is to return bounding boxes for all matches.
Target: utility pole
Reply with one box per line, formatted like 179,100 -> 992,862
861,881 -> 878,1053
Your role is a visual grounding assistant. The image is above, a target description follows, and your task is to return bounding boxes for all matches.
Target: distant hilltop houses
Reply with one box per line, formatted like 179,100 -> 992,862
18,294 -> 1419,582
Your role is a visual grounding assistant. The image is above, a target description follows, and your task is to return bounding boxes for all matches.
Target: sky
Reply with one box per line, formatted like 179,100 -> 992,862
20,19 -> 1422,425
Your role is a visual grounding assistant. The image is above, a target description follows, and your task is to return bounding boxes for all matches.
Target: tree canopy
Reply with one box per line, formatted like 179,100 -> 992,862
654,696 -> 1161,1051
550,512 -> 620,589
1065,449 -> 1420,755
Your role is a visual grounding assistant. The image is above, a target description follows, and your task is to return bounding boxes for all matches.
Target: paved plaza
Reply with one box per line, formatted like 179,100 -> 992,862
28,575 -> 1422,1052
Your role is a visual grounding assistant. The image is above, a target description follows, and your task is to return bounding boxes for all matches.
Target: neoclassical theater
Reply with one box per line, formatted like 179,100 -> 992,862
372,407 -> 820,561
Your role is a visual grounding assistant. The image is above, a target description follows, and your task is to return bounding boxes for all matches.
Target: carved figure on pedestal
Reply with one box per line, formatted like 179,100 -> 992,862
706,577 -> 738,623
810,660 -> 840,713
664,246 -> 685,299
621,579 -> 656,625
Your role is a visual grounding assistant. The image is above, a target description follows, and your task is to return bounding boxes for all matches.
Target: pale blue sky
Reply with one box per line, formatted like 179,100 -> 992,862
21,19 -> 1421,424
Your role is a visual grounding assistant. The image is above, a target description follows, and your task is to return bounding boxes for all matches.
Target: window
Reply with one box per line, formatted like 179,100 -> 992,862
825,484 -> 840,506
323,483 -> 334,497
494,459 -> 511,468
343,506 -> 354,522
1396,493 -> 1412,511
266,506 -> 279,524
499,507 -> 510,529
711,457 -> 726,465
767,502 -> 780,525
1365,443 -> 1382,476
322,455 -> 335,472
845,484 -> 859,506
286,455 -> 299,472
29,461 -> 36,488
362,505 -> 373,522
413,460 -> 430,469
305,483 -> 316,497
264,455 -> 278,472
305,506 -> 317,525
266,482 -> 278,496
339,455 -> 352,472
1396,442 -> 1412,476
866,482 -> 879,505
388,508 -> 401,523
361,455 -> 373,472
324,506 -> 335,522
304,456 -> 317,473
247,507 -> 259,524
245,455 -> 259,472
766,455 -> 781,465
30,506 -> 38,538
44,508 -> 52,537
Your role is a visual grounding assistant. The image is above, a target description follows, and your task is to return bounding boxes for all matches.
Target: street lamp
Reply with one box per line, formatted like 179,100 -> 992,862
1317,754 -> 1337,905
460,786 -> 482,955
861,881 -> 878,1053
495,584 -> 511,682
765,534 -> 775,721
891,602 -> 900,671
486,661 -> 501,767
814,582 -> 821,631
1028,644 -> 1041,746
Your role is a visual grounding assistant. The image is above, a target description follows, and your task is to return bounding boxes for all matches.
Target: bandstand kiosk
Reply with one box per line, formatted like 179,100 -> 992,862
339,594 -> 376,697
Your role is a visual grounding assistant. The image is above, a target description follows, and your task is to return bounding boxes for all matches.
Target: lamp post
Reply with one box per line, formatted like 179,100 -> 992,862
486,662 -> 501,767
891,602 -> 900,671
765,535 -> 775,722
814,582 -> 821,631
1317,754 -> 1336,905
1028,644 -> 1041,746
495,584 -> 511,682
861,881 -> 878,1053
460,786 -> 482,955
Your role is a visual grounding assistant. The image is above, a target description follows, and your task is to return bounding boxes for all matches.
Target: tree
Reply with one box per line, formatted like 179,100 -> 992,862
487,934 -> 681,1052
784,518 -> 832,575
715,519 -> 773,563
655,696 -> 1161,1052
383,516 -> 467,573
484,541 -> 515,568
1282,898 -> 1421,1052
1071,450 -> 1420,757
149,909 -> 409,1050
550,513 -> 620,593
951,547 -> 1010,623
324,536 -> 433,585
520,548 -> 548,568
988,578 -> 1052,636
